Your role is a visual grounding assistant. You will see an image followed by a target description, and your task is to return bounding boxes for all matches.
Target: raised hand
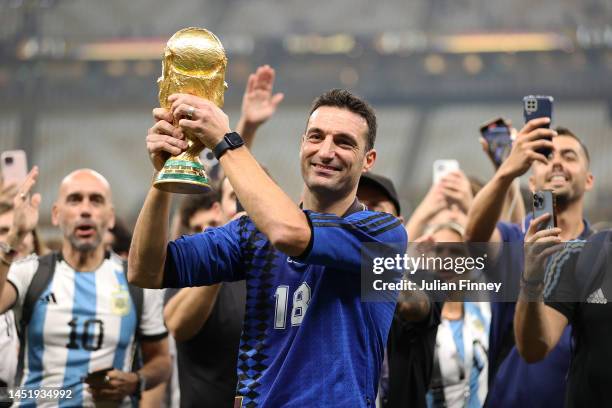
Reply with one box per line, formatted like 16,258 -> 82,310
498,118 -> 556,179
241,65 -> 284,127
147,108 -> 188,171
523,213 -> 563,284
439,170 -> 473,214
9,167 -> 41,244
169,94 -> 231,151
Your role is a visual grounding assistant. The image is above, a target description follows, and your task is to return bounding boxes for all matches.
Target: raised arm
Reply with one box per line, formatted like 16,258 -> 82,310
128,109 -> 188,288
503,179 -> 526,224
479,128 -> 526,224
465,118 -> 555,243
163,285 -> 222,341
514,214 -> 568,362
405,182 -> 447,240
0,167 -> 40,314
168,94 -> 310,257
235,65 -> 284,149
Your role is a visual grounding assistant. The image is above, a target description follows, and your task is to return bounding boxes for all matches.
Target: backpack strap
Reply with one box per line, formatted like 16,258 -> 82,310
127,282 -> 144,339
20,252 -> 57,335
16,252 -> 57,386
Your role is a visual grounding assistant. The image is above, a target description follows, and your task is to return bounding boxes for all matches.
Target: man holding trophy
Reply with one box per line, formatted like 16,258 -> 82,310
129,27 -> 407,407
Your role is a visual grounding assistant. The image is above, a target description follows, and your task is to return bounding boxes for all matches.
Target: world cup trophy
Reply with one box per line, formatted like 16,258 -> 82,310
153,27 -> 228,194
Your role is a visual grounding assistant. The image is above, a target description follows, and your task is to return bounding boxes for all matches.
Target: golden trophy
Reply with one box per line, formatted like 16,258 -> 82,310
153,27 -> 228,194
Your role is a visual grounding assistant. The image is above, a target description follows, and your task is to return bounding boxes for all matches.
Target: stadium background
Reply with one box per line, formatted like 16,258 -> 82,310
0,0 -> 611,241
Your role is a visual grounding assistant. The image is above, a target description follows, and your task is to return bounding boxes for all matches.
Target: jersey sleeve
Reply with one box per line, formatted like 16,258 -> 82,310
5,255 -> 39,312
139,288 -> 168,341
543,241 -> 584,323
163,217 -> 245,288
294,210 -> 408,273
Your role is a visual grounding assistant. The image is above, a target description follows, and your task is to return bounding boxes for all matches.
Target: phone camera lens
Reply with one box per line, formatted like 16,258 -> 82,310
534,194 -> 543,208
4,157 -> 13,165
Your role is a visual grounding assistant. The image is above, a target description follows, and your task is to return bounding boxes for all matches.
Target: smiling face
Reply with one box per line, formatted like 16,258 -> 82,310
300,106 -> 376,198
529,135 -> 593,206
52,170 -> 115,253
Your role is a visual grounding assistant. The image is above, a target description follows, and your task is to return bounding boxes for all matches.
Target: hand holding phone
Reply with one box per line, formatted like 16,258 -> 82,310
532,190 -> 556,231
479,117 -> 513,167
83,367 -> 114,389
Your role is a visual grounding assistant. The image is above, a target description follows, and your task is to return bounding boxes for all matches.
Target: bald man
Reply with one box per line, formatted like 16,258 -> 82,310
0,168 -> 170,407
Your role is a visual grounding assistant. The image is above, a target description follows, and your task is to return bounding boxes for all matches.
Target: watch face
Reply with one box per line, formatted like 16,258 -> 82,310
227,132 -> 244,147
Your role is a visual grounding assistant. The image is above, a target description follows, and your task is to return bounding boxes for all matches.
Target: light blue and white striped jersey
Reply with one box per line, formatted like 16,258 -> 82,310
7,253 -> 167,407
427,302 -> 490,408
0,310 -> 18,387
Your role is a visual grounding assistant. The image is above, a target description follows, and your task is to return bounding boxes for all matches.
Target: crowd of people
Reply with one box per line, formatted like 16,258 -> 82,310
0,63 -> 609,408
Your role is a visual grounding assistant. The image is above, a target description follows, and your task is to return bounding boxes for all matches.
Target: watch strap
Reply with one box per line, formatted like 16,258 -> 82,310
213,132 -> 244,160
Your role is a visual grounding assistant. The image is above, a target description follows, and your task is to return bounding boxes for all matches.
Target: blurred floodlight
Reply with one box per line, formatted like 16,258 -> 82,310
424,54 -> 445,75
284,34 -> 355,54
462,54 -> 483,75
105,60 -> 128,77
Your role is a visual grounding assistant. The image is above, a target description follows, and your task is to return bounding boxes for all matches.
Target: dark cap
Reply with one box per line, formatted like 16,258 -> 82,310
358,172 -> 401,216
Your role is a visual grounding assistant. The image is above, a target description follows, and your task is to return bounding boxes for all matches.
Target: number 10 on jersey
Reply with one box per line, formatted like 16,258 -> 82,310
274,282 -> 311,329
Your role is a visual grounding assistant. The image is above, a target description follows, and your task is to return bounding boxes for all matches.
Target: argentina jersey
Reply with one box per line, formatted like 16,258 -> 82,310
164,206 -> 407,407
7,253 -> 167,407
428,302 -> 490,408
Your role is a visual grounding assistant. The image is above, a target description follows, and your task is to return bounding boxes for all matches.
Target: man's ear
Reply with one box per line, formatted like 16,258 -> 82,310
108,206 -> 116,230
51,203 -> 59,227
585,171 -> 594,192
363,149 -> 377,173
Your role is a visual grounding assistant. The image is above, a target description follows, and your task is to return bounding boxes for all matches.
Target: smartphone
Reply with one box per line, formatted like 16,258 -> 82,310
1,150 -> 28,186
433,159 -> 459,184
523,95 -> 554,158
83,367 -> 113,388
532,190 -> 556,231
479,117 -> 512,167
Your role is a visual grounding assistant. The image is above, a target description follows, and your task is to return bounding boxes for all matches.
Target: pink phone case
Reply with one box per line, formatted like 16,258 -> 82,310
1,150 -> 28,186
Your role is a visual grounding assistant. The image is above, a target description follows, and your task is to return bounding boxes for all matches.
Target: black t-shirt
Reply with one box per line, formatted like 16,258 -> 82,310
382,301 -> 442,408
166,281 -> 246,408
545,231 -> 612,408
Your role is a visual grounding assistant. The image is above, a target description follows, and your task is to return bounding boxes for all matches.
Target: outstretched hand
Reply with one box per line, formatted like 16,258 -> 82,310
241,65 -> 284,127
9,167 -> 41,244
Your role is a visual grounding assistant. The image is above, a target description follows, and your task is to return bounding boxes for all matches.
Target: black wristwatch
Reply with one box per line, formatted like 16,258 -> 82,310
213,132 -> 244,160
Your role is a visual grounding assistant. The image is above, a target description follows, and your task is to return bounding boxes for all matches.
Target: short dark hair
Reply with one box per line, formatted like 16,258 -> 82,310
109,218 -> 132,255
555,126 -> 590,165
179,191 -> 220,229
308,89 -> 377,151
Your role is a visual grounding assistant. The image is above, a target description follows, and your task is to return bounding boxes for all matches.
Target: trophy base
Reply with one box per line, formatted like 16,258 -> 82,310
153,159 -> 211,194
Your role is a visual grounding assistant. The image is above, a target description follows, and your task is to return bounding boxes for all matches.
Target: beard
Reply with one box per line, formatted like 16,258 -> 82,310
68,233 -> 102,252
552,184 -> 584,210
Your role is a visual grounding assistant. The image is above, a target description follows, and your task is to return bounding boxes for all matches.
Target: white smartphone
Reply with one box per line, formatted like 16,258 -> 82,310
1,150 -> 28,186
433,159 -> 459,184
